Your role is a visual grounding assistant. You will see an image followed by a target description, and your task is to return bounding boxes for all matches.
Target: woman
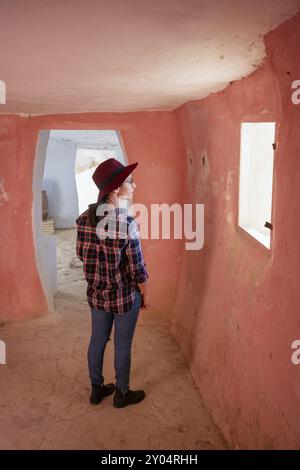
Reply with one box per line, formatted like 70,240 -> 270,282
76,158 -> 149,408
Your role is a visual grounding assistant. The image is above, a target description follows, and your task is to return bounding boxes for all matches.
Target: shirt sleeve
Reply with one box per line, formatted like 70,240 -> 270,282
76,217 -> 84,262
126,218 -> 149,284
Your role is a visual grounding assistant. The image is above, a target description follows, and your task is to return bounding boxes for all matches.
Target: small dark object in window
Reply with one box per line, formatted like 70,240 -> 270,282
264,221 -> 273,230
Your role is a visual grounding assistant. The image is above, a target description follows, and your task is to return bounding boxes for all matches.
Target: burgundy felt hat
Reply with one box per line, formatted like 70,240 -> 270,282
92,158 -> 138,202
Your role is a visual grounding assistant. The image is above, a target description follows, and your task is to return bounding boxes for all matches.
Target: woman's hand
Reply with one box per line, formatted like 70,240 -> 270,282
138,282 -> 150,310
141,294 -> 150,310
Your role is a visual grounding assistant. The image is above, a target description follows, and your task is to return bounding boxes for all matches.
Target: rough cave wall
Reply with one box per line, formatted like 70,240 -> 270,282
172,12 -> 300,449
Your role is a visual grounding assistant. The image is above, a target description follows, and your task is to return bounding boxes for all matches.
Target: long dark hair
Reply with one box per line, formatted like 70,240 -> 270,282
87,194 -> 109,227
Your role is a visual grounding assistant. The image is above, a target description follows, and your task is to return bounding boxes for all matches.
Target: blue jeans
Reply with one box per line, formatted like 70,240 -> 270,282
88,289 -> 141,391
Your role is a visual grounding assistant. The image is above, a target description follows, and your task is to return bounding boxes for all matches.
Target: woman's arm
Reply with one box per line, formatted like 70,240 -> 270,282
126,218 -> 150,309
76,217 -> 84,262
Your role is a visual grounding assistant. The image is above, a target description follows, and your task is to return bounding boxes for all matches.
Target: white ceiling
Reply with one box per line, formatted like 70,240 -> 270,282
0,0 -> 299,114
48,130 -> 124,169
49,130 -> 121,149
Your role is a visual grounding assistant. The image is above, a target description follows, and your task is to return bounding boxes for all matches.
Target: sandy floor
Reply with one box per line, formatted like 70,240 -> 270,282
0,228 -> 227,450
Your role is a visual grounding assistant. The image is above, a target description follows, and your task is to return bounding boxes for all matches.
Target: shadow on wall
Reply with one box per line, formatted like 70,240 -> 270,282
42,179 -> 65,228
42,134 -> 79,229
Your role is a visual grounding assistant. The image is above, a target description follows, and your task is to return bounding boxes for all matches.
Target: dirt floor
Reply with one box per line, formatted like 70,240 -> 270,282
0,228 -> 227,450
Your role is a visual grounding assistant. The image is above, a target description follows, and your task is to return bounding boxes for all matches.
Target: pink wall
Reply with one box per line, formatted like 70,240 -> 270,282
0,112 -> 185,321
0,115 -> 48,320
173,12 -> 300,448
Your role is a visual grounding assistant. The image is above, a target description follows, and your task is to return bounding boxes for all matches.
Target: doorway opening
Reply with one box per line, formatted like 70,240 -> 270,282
33,129 -> 127,311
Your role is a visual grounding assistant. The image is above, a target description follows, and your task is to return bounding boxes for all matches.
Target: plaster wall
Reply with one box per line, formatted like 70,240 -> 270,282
173,11 -> 300,449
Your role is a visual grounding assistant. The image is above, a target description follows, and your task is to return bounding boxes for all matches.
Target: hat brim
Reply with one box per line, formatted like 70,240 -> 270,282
97,162 -> 138,202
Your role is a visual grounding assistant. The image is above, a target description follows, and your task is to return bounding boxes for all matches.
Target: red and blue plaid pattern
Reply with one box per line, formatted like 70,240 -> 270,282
76,207 -> 148,314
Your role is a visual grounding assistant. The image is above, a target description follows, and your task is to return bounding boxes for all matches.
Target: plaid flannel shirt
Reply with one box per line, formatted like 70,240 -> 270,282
76,207 -> 148,314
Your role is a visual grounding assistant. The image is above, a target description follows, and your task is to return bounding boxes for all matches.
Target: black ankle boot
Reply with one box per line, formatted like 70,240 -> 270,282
90,383 -> 115,405
113,388 -> 145,408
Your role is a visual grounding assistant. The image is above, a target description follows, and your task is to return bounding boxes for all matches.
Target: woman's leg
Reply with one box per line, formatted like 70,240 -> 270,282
114,289 -> 141,391
88,307 -> 114,385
